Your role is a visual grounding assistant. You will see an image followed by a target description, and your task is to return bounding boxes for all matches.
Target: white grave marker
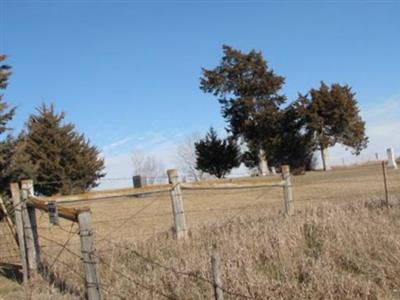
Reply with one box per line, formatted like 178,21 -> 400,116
387,148 -> 398,169
258,149 -> 269,176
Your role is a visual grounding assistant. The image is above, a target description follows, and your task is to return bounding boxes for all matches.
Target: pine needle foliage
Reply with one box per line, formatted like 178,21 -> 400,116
272,103 -> 316,173
0,55 -> 17,192
0,55 -> 16,136
13,104 -> 105,195
0,55 -> 12,90
241,103 -> 316,174
298,81 -> 369,155
200,45 -> 286,158
195,127 -> 240,178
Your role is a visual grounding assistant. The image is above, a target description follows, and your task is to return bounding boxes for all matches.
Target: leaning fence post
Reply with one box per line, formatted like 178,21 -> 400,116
281,165 -> 294,216
10,183 -> 28,283
78,209 -> 101,300
381,161 -> 389,207
211,253 -> 223,300
0,196 -> 17,244
167,169 -> 188,240
21,179 -> 42,272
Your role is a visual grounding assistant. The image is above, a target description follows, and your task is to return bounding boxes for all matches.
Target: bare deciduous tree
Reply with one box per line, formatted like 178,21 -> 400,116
131,150 -> 165,184
176,133 -> 204,181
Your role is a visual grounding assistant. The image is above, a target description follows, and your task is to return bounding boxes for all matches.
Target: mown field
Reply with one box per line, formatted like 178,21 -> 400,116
1,162 -> 400,299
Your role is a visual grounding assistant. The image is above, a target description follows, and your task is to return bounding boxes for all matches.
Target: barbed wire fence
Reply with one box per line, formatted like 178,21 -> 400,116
79,173 -> 288,299
0,166 -> 290,299
88,161 -> 399,299
35,214 -> 85,296
1,160 -> 399,299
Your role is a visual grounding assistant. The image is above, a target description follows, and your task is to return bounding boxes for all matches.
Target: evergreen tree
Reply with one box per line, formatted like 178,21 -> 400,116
195,128 -> 240,178
241,103 -> 315,174
0,55 -> 12,89
0,55 -> 17,191
0,55 -> 15,134
0,136 -> 19,192
299,82 -> 368,170
271,103 -> 315,174
200,45 -> 285,173
12,104 -> 105,195
241,144 -> 260,171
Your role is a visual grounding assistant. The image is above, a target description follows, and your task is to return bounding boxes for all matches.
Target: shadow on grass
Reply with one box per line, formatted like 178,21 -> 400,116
39,263 -> 83,298
0,262 -> 82,298
0,263 -> 23,284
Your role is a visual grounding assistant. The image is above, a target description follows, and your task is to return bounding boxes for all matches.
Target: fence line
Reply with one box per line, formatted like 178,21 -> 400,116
35,183 -> 173,203
9,164 -> 386,299
6,181 -> 102,300
181,181 -> 284,191
93,196 -> 162,247
94,234 -> 255,299
40,167 -> 286,298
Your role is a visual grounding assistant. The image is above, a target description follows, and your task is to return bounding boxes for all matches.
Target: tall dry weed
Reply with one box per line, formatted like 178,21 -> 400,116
94,199 -> 400,299
4,198 -> 400,299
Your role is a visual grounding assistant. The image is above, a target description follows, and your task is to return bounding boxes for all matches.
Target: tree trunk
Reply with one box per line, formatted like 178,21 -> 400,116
320,147 -> 332,171
258,148 -> 270,176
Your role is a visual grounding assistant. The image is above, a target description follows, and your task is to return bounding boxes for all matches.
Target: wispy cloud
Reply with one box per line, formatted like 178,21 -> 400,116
98,153 -> 134,190
361,96 -> 400,120
358,95 -> 400,152
97,130 -> 187,190
329,95 -> 400,165
98,95 -> 400,188
101,136 -> 133,152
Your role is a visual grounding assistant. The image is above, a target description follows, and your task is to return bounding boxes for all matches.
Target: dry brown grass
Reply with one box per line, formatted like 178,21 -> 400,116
1,163 -> 400,299
0,272 -> 79,300
98,200 -> 400,299
36,163 -> 398,248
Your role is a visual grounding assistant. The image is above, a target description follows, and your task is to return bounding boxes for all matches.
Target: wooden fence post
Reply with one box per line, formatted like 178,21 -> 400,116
281,165 -> 294,216
381,161 -> 389,207
167,169 -> 187,240
211,253 -> 223,300
78,210 -> 101,300
10,183 -> 28,283
21,179 -> 42,272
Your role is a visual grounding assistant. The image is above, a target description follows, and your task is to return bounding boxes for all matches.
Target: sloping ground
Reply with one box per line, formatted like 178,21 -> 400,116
1,164 -> 399,299
0,216 -> 24,299
0,219 -> 19,265
0,269 -> 21,300
97,199 -> 400,299
0,208 -> 79,299
0,271 -> 78,300
49,163 -> 399,251
2,199 -> 400,299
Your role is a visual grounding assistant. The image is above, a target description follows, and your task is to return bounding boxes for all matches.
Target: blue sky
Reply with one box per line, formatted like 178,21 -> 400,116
1,0 -> 399,188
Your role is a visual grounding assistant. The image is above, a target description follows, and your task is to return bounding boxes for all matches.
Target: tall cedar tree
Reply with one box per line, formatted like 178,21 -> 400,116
241,103 -> 316,174
12,104 -> 105,195
0,55 -> 16,135
272,103 -> 315,173
0,55 -> 17,192
200,45 -> 285,169
195,128 -> 240,178
298,82 -> 368,170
